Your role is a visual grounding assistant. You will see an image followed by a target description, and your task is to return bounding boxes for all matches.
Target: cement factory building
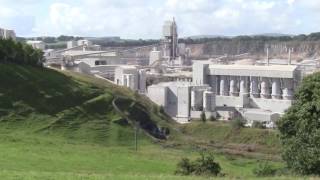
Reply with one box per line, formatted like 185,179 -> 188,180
148,61 -> 299,126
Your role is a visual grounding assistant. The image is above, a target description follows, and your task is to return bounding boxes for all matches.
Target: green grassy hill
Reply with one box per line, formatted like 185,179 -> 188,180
0,63 -> 294,179
0,63 -> 173,145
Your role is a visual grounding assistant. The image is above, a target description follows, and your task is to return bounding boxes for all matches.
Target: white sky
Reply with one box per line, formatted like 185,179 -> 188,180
0,0 -> 320,38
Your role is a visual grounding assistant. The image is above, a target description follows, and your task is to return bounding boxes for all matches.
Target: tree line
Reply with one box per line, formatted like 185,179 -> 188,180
179,32 -> 320,45
0,39 -> 44,66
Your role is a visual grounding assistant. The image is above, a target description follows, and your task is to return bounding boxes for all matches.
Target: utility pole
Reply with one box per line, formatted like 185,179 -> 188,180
134,121 -> 139,151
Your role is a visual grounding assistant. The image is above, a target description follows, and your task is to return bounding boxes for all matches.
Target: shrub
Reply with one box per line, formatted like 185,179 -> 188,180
209,115 -> 216,122
175,158 -> 195,175
200,111 -> 206,123
253,162 -> 276,177
252,121 -> 265,129
159,105 -> 165,114
231,118 -> 245,129
175,152 -> 221,176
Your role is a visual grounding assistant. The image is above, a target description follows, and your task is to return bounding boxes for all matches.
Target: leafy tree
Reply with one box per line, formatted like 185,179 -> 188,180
278,72 -> 320,175
42,37 -> 56,43
0,39 -> 43,67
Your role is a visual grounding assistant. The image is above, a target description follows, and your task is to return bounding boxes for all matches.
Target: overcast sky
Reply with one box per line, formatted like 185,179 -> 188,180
0,0 -> 320,38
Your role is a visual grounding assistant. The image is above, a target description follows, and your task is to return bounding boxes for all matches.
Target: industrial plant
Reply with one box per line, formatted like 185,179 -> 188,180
0,28 -> 16,40
32,18 -> 320,128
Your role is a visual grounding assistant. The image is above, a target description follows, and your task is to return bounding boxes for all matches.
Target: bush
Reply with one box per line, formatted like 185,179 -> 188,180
252,121 -> 265,129
175,152 -> 222,176
200,111 -> 206,123
231,118 -> 245,129
209,115 -> 216,122
253,162 -> 277,177
159,105 -> 165,114
175,158 -> 195,175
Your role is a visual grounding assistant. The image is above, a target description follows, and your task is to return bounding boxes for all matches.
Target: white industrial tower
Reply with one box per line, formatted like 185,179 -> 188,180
162,17 -> 178,61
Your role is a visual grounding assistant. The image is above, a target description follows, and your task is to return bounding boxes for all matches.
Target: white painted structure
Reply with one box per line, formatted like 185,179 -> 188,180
4,29 -> 16,40
114,66 -> 147,93
67,41 -> 77,49
162,18 -> 178,60
147,82 -> 215,123
0,28 -> 4,39
148,61 -> 300,125
149,47 -> 161,65
0,28 -> 16,40
27,41 -> 46,50
77,39 -> 93,46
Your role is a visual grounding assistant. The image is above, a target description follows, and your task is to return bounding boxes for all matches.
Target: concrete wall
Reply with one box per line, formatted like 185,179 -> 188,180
193,63 -> 209,85
249,98 -> 292,113
216,96 -> 242,107
147,86 -> 167,107
177,86 -> 190,120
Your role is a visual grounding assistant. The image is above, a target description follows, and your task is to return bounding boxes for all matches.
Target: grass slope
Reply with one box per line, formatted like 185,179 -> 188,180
0,64 -> 292,179
0,63 -> 171,145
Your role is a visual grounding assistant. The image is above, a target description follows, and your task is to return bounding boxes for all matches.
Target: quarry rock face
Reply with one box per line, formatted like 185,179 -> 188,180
186,41 -> 320,60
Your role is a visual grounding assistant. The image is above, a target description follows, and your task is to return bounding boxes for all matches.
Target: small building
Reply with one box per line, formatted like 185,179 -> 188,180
27,41 -> 45,50
149,47 -> 161,65
77,39 -> 93,46
67,41 -> 77,49
147,82 -> 215,123
4,29 -> 16,40
114,66 -> 147,93
0,28 -> 4,39
0,28 -> 16,40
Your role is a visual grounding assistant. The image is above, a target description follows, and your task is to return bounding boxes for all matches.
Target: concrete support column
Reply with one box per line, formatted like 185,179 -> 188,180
203,91 -> 216,111
260,77 -> 271,99
126,75 -> 131,88
282,79 -> 294,100
229,77 -> 239,96
122,75 -> 127,86
240,76 -> 249,96
250,77 -> 260,98
271,78 -> 281,99
220,76 -> 229,96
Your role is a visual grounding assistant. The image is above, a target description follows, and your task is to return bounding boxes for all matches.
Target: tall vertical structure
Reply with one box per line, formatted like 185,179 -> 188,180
162,18 -> 178,60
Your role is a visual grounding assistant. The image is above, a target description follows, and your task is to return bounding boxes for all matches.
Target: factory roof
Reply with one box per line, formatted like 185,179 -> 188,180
63,50 -> 117,57
27,40 -> 44,44
162,71 -> 193,78
208,64 -> 297,78
149,81 -> 210,88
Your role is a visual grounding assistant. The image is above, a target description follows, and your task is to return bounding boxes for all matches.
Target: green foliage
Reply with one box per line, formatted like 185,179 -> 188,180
175,152 -> 221,177
253,161 -> 277,177
278,72 -> 320,175
57,35 -> 82,41
159,105 -> 165,114
209,115 -> 216,122
252,121 -> 265,129
0,39 -> 44,66
231,118 -> 245,129
175,158 -> 195,175
200,111 -> 206,123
